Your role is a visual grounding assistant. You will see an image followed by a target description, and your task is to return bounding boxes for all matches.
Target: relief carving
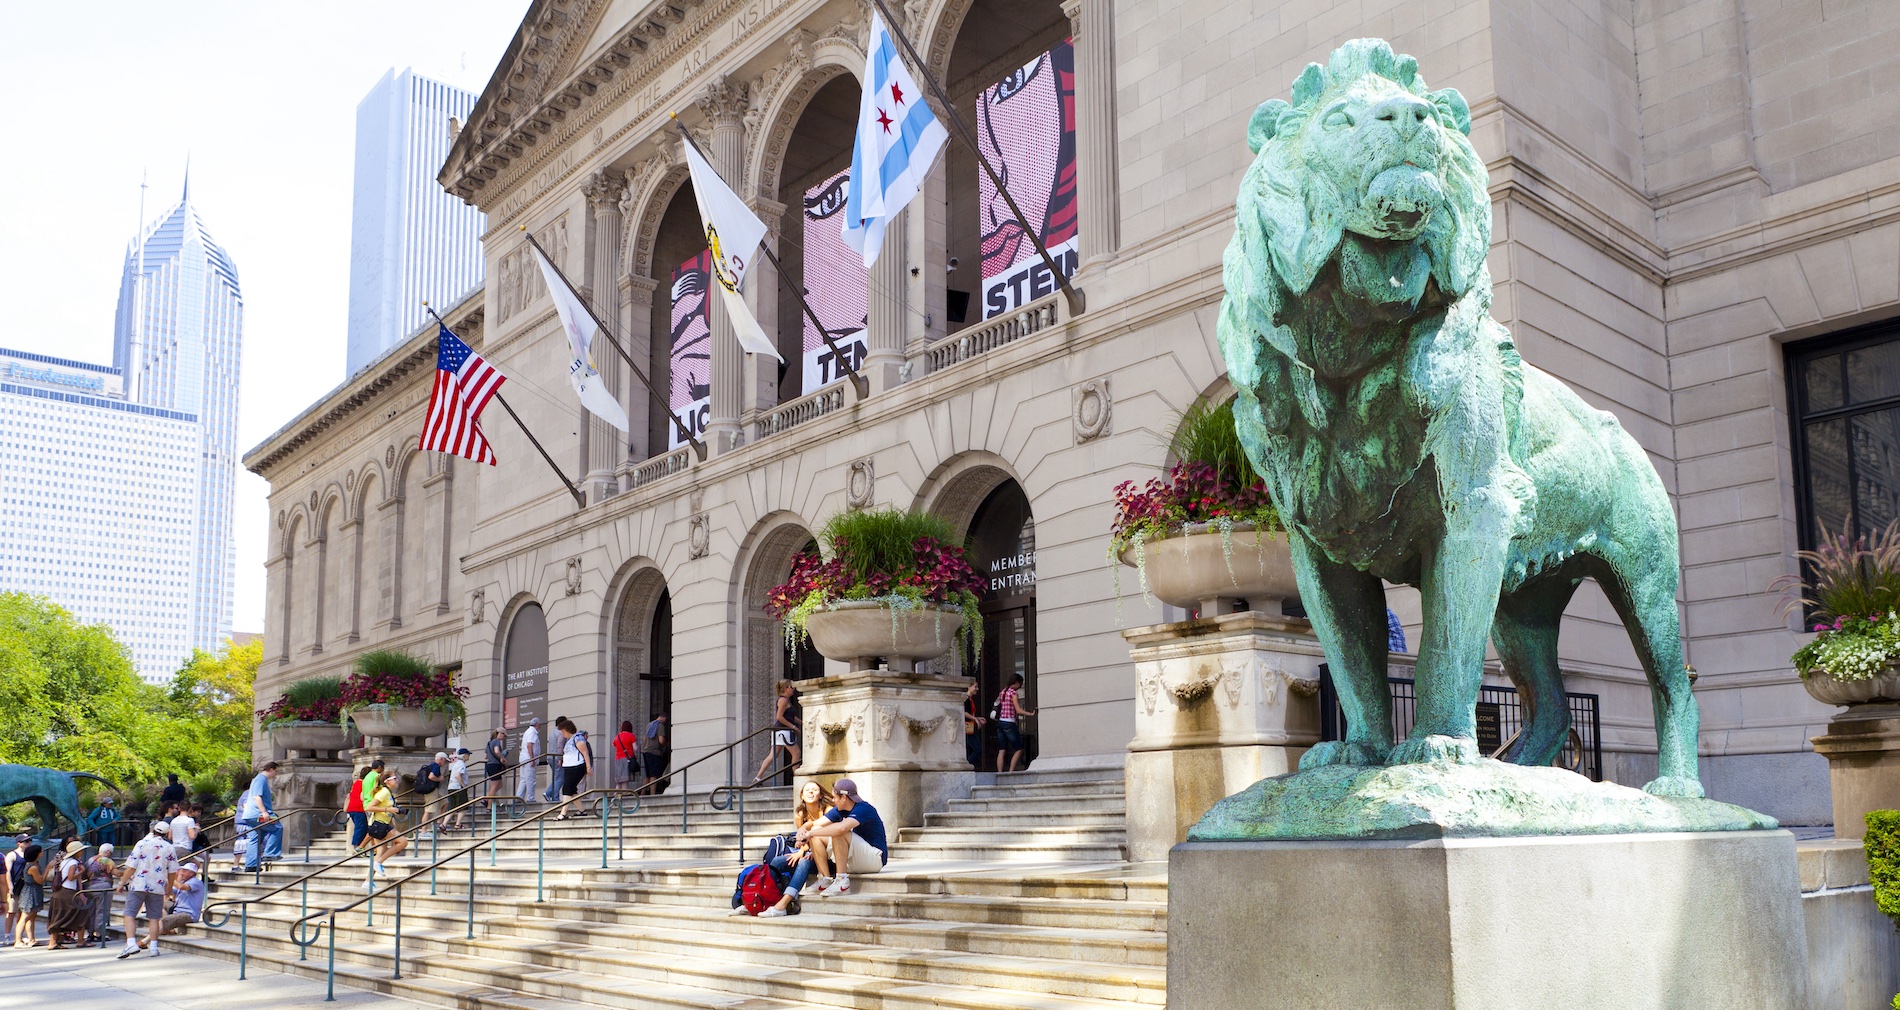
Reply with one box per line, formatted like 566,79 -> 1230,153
1073,378 -> 1111,442
497,214 -> 570,324
565,557 -> 584,596
469,588 -> 486,624
846,458 -> 875,509
688,514 -> 711,559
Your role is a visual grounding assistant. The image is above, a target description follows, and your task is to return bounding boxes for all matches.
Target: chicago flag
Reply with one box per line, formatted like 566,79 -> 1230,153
843,11 -> 948,267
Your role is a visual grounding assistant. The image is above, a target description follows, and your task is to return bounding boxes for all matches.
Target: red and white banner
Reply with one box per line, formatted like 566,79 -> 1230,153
801,167 -> 869,395
978,39 -> 1078,320
668,250 -> 711,449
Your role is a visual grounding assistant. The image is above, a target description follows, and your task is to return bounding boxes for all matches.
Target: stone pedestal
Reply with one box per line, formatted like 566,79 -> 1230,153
1123,612 -> 1322,862
798,669 -> 972,832
272,757 -> 353,849
1811,703 -> 1900,838
1169,831 -> 1810,1010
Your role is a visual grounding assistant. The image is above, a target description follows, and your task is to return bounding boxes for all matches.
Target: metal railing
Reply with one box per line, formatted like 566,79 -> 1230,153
201,724 -> 782,998
708,759 -> 799,864
923,293 -> 1062,374
1318,668 -> 1604,781
753,385 -> 846,440
628,446 -> 692,489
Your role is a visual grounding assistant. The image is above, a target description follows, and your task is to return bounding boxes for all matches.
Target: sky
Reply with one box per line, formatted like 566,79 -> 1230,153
0,1 -> 532,635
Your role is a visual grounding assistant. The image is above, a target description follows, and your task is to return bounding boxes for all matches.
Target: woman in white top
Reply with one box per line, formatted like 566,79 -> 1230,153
551,717 -> 593,819
169,804 -> 199,860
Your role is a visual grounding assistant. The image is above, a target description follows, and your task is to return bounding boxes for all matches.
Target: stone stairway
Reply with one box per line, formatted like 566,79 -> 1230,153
165,767 -> 1164,1009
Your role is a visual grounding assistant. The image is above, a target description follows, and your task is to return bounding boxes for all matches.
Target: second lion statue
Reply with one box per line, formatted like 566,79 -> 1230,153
1217,39 -> 1702,797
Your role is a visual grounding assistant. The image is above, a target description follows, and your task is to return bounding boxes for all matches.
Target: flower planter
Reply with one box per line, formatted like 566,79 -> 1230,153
347,706 -> 449,746
1803,665 -> 1900,707
805,601 -> 967,673
266,721 -> 352,759
1120,522 -> 1300,616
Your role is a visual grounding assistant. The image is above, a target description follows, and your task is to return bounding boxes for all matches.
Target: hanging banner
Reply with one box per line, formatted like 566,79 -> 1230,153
978,39 -> 1079,320
801,167 -> 870,395
668,250 -> 712,449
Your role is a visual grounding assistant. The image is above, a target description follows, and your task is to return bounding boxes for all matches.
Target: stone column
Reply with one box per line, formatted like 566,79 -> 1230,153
1122,611 -> 1322,862
698,76 -> 749,452
864,208 -> 909,393
798,668 -> 971,833
1811,704 -> 1900,839
617,274 -> 657,474
745,198 -> 786,414
1062,0 -> 1120,266
583,169 -> 627,502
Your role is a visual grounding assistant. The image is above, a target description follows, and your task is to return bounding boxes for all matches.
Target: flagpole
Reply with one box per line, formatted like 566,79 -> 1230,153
670,115 -> 872,402
864,0 -> 1084,317
424,305 -> 587,511
519,228 -> 709,461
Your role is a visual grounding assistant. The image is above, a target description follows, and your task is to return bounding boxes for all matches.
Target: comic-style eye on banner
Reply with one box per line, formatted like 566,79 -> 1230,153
668,251 -> 712,449
978,39 -> 1079,320
802,167 -> 870,396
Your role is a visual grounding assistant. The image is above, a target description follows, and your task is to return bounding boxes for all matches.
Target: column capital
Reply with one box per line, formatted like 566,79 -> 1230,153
696,75 -> 750,126
1060,0 -> 1082,33
584,169 -> 627,213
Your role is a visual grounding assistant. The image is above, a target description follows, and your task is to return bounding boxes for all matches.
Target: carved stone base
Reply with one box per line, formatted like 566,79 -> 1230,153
1123,611 -> 1322,862
798,669 -> 973,832
1811,704 -> 1900,838
271,757 -> 354,849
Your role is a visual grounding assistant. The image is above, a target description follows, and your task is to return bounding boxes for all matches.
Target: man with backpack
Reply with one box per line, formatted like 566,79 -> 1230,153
416,753 -> 446,837
4,833 -> 28,941
239,762 -> 281,873
754,778 -> 887,917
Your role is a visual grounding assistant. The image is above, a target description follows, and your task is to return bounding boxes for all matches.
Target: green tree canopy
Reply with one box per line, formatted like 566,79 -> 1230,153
0,592 -> 255,792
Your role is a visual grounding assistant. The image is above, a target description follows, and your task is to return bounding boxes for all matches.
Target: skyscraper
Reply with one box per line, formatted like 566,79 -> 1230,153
346,68 -> 486,375
112,173 -> 242,667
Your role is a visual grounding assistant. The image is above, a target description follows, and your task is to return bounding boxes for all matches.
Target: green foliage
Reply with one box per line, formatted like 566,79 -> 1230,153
1866,810 -> 1900,932
817,508 -> 961,588
0,592 -> 254,790
283,676 -> 343,708
1780,521 -> 1900,623
353,649 -> 437,679
1170,398 -> 1259,492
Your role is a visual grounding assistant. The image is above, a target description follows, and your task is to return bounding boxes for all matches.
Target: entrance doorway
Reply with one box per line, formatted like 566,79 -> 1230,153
963,480 -> 1036,770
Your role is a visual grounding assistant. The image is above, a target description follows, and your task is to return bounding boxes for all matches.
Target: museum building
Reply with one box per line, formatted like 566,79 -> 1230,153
245,0 -> 1900,826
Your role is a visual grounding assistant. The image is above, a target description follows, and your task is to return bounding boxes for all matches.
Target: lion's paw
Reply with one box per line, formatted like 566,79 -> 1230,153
1387,734 -> 1480,766
1299,740 -> 1387,770
1642,776 -> 1705,799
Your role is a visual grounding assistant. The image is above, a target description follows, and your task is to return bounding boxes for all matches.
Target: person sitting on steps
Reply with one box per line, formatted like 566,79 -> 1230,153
758,777 -> 887,917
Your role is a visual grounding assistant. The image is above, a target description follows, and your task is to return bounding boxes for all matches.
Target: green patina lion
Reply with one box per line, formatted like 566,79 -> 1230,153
0,765 -> 117,840
1218,39 -> 1701,798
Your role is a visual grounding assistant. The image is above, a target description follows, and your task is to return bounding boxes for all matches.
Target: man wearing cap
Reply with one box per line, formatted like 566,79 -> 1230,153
125,862 -> 205,951
115,820 -> 176,958
758,778 -> 887,917
4,833 -> 29,942
445,748 -> 472,831
418,752 -> 447,837
238,762 -> 282,872
517,718 -> 542,806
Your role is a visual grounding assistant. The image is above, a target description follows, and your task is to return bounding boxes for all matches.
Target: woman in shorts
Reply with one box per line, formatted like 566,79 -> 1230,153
754,679 -> 802,784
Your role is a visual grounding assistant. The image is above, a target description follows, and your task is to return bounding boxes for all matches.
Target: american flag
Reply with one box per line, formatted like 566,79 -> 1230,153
420,324 -> 506,465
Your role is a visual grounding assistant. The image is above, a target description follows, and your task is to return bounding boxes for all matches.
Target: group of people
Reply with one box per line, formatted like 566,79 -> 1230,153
4,818 -> 207,959
513,712 -> 672,807
964,674 -> 1036,772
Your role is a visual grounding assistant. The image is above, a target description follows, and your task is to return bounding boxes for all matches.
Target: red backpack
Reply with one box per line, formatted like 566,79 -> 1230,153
738,863 -> 784,915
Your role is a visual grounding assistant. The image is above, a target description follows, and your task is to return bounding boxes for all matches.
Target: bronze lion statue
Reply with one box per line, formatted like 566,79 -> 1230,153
1217,39 -> 1701,797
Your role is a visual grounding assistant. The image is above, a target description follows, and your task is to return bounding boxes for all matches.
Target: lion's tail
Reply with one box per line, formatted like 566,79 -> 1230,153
66,772 -> 119,791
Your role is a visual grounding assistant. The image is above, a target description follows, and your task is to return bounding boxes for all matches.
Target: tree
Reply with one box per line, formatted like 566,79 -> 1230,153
168,637 -> 260,760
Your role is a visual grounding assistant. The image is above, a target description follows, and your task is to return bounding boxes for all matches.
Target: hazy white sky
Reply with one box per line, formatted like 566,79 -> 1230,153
0,1 -> 531,634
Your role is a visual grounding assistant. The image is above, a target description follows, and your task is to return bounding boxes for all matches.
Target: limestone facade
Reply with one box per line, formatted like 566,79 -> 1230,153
246,0 -> 1900,825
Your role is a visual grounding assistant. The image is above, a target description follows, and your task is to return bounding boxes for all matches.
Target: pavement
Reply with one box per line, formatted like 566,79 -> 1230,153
0,942 -> 442,1009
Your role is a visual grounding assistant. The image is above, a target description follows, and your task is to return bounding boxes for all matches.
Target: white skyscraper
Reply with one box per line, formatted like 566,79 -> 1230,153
112,174 -> 242,671
0,349 -> 200,683
346,68 -> 486,375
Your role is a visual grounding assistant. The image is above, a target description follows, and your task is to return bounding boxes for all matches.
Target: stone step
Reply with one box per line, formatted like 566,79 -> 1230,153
918,809 -> 1125,828
897,825 -> 1128,842
978,767 -> 1126,787
892,843 -> 1128,862
179,895 -> 1165,1000
969,780 -> 1127,801
944,795 -> 1129,814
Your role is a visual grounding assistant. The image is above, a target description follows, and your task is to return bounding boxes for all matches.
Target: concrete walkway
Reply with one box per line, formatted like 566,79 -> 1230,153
0,943 -> 443,1009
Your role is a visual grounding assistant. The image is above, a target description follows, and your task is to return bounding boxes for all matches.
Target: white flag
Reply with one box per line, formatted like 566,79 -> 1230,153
682,140 -> 782,361
531,244 -> 632,432
843,12 -> 948,266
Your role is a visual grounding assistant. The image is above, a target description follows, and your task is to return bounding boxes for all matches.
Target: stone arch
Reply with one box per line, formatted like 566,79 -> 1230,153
312,488 -> 346,652
351,459 -> 387,520
626,161 -> 692,282
916,451 -> 1028,540
746,54 -> 862,202
495,592 -> 551,735
733,511 -> 822,768
603,559 -> 671,750
349,469 -> 381,642
277,510 -> 305,665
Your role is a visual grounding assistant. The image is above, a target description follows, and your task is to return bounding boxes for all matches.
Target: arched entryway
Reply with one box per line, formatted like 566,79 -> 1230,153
739,520 -> 825,779
771,70 -> 867,401
610,567 -> 672,754
501,600 -> 550,735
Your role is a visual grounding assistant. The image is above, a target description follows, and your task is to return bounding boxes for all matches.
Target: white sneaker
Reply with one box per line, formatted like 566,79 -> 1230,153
364,880 -> 376,894
726,905 -> 752,916
117,943 -> 138,959
819,874 -> 850,897
147,945 -> 160,957
813,876 -> 833,893
373,863 -> 387,877
757,907 -> 788,918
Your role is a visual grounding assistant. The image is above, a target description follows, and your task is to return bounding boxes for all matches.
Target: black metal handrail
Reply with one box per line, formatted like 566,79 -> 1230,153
708,759 -> 800,864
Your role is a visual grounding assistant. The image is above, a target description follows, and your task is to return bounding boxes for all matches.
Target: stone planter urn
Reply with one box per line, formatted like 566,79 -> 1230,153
346,706 -> 449,747
1802,665 -> 1900,707
265,721 -> 352,760
1120,521 -> 1299,616
804,600 -> 966,673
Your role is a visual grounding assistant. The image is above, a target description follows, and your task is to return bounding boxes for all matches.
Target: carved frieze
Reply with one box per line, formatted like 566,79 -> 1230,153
497,214 -> 570,325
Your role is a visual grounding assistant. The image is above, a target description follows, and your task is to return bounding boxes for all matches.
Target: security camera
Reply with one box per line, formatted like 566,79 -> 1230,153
947,257 -> 959,272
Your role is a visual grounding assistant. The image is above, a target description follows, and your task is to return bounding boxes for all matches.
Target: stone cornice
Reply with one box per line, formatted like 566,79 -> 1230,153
243,292 -> 485,478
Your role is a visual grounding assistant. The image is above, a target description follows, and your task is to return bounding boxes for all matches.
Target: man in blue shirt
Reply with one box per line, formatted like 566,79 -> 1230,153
131,863 -> 206,951
758,778 -> 886,917
239,762 -> 282,872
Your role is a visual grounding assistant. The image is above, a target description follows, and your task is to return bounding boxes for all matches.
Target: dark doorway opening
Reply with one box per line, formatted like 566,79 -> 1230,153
963,480 -> 1037,770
